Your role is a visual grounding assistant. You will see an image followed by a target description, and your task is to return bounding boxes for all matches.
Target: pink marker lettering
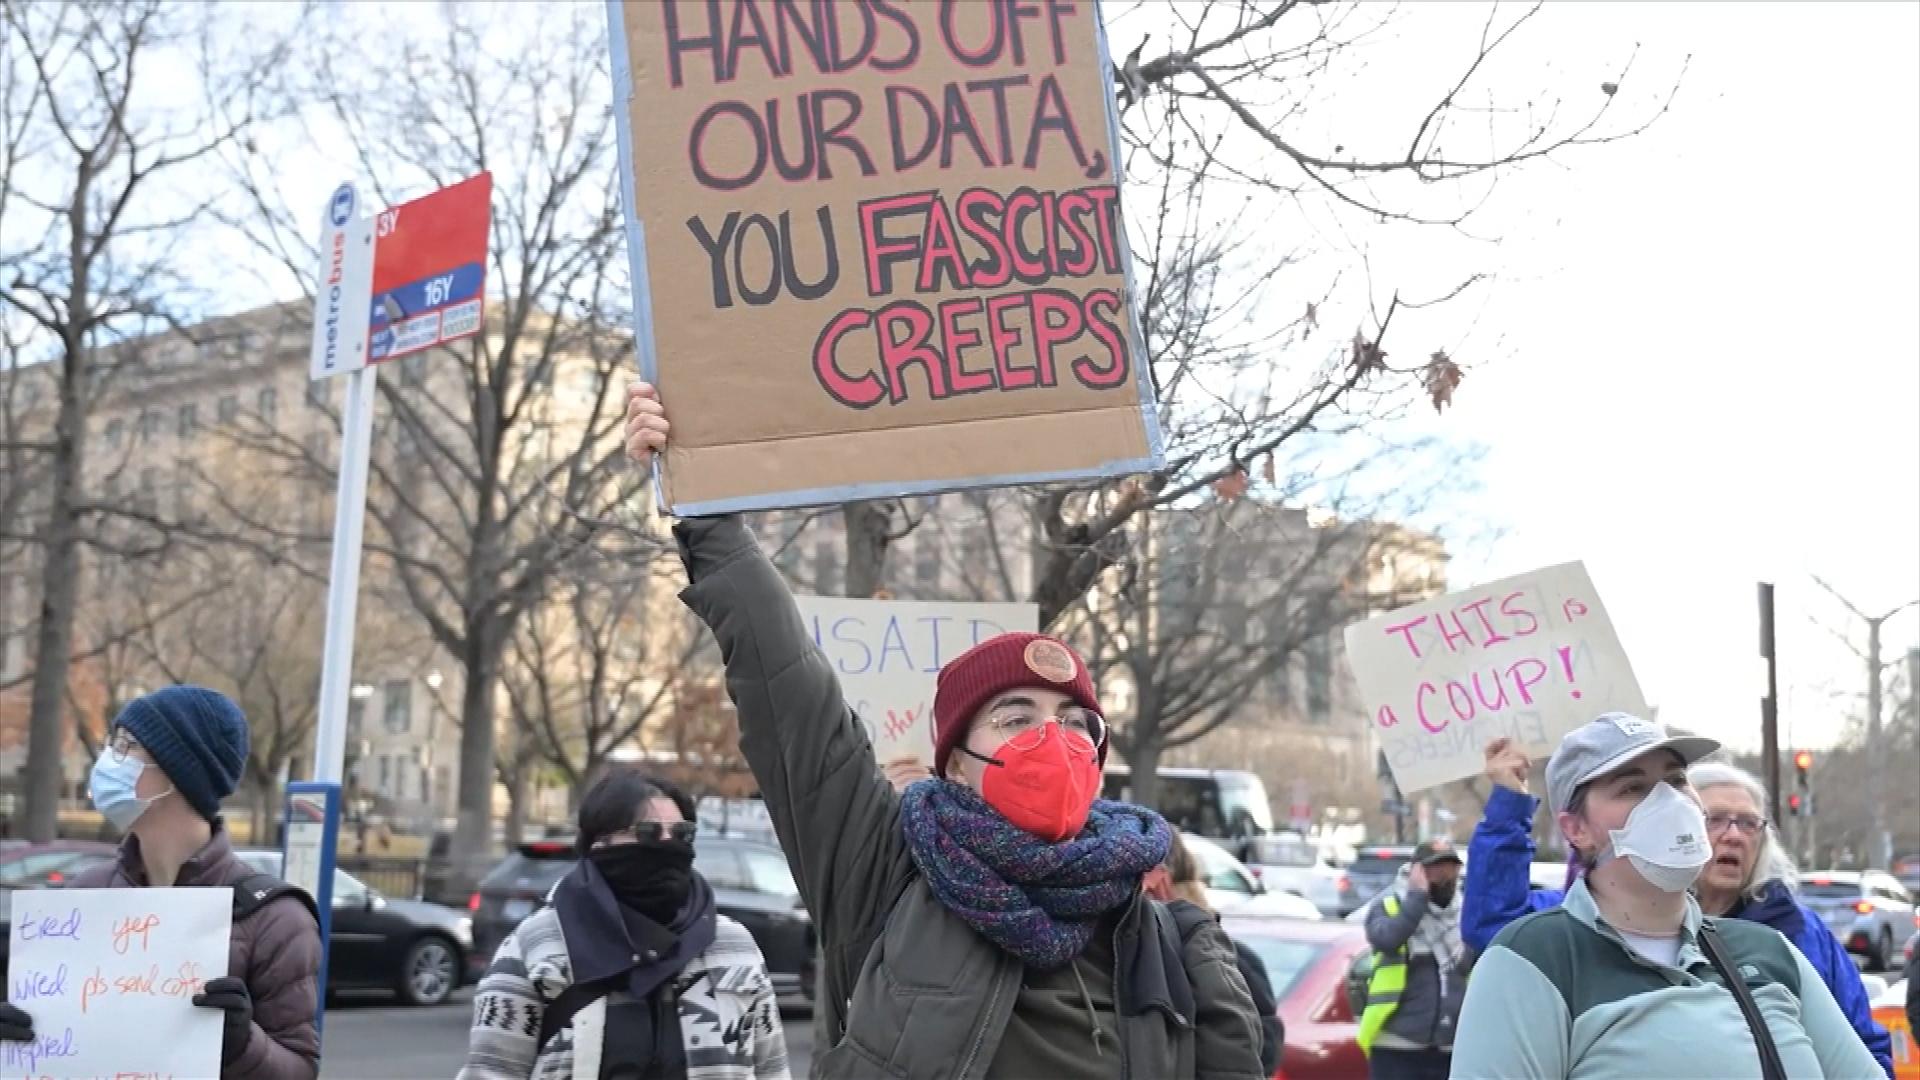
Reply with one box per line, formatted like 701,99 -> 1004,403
1437,611 -> 1475,653
1562,598 -> 1590,623
1507,657 -> 1548,704
1376,705 -> 1400,729
1385,616 -> 1429,659
1472,669 -> 1511,711
1460,597 -> 1511,646
1558,645 -> 1582,699
1415,682 -> 1447,733
1500,591 -> 1540,637
1445,681 -> 1478,723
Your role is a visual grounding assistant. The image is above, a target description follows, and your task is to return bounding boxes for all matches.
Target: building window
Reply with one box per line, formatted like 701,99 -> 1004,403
401,353 -> 426,388
217,395 -> 238,424
103,418 -> 123,447
177,403 -> 197,438
257,387 -> 278,422
138,409 -> 160,442
377,755 -> 391,794
1305,634 -> 1332,722
305,379 -> 329,411
383,679 -> 412,734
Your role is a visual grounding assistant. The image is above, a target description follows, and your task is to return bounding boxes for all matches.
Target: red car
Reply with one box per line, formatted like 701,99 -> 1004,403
1224,914 -> 1371,1080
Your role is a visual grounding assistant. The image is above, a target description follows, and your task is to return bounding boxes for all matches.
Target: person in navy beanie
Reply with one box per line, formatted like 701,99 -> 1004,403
0,686 -> 323,1080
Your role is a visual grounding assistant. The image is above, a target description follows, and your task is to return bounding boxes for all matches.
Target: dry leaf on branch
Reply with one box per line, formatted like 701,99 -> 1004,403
1350,330 -> 1386,376
1214,469 -> 1250,501
1261,454 -> 1276,485
1424,350 -> 1464,412
1304,302 -> 1319,337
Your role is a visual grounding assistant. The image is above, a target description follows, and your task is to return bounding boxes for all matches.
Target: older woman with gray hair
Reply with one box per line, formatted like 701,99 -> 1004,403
1463,741 -> 1893,1076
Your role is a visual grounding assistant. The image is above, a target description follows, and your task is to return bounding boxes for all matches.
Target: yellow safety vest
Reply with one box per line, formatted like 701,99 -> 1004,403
1355,894 -> 1407,1057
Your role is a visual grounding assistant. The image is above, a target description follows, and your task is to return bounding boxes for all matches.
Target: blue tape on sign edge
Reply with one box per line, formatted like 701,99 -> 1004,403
669,455 -> 1164,517
603,0 -> 669,516
1089,0 -> 1167,466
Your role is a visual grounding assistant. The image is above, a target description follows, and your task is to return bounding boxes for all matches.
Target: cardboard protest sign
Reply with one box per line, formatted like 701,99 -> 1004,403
1343,562 -> 1650,794
794,595 -> 1037,766
607,0 -> 1164,515
5,887 -> 232,1079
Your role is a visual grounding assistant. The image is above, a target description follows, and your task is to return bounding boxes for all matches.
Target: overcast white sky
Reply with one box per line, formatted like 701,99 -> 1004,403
1399,2 -> 1920,751
68,1 -> 1918,754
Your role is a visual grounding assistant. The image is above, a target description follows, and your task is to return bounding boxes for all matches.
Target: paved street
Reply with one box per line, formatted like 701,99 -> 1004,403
320,992 -> 816,1078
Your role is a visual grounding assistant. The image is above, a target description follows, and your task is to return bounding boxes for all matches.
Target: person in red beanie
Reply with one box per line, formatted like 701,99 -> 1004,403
626,383 -> 1261,1080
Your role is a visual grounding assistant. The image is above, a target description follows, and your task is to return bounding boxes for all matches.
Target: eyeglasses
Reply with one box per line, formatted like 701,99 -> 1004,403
1705,812 -> 1767,836
599,821 -> 697,846
977,704 -> 1107,753
106,729 -> 143,765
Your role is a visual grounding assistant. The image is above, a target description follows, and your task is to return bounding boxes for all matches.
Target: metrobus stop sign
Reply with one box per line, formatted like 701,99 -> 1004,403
367,171 -> 491,363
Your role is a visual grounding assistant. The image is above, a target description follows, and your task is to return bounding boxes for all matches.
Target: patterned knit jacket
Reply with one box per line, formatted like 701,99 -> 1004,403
457,905 -> 790,1080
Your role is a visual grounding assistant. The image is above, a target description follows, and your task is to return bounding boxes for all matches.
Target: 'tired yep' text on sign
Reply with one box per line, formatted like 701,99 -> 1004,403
608,0 -> 1164,514
5,888 -> 232,1080
792,595 -> 1038,767
1343,562 -> 1651,794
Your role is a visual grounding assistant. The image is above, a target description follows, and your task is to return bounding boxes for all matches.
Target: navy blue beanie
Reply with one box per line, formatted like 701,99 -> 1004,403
114,686 -> 249,822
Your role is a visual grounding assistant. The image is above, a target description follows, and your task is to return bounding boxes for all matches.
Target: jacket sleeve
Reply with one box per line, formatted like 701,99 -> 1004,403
1232,942 -> 1283,1079
1789,945 -> 1889,1080
1462,786 -> 1563,952
457,929 -> 542,1080
1905,946 -> 1919,1040
1798,903 -> 1894,1077
675,517 -> 911,959
1185,917 -> 1265,1080
226,899 -> 321,1080
751,967 -> 793,1080
1364,887 -> 1428,954
1448,944 -> 1569,1080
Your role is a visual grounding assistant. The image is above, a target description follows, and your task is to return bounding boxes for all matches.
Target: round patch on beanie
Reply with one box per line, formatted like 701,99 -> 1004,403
1023,639 -> 1077,684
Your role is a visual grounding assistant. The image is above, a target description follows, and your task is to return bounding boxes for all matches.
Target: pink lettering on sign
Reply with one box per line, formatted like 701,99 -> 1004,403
1382,591 -> 1579,659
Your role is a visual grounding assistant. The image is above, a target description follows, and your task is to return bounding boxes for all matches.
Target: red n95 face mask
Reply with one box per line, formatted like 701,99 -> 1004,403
959,721 -> 1102,842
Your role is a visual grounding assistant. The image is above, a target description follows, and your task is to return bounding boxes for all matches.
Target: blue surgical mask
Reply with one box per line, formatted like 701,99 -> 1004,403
89,753 -> 169,831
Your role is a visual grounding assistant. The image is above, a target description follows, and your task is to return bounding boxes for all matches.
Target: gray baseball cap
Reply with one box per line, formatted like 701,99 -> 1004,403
1544,712 -> 1721,814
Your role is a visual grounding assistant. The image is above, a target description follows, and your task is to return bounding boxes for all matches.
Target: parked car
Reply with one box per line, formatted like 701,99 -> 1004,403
1337,845 -> 1419,916
1801,870 -> 1919,971
234,849 -> 473,1006
0,841 -> 118,972
1184,833 -> 1322,920
1222,914 -> 1371,1080
1246,832 -> 1350,917
469,833 -> 816,1004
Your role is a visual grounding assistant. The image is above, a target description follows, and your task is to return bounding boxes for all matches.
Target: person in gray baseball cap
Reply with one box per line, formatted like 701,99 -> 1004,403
1451,713 -> 1884,1079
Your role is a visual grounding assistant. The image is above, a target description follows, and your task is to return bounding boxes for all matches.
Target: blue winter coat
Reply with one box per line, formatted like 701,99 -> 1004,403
1462,786 -> 1895,1078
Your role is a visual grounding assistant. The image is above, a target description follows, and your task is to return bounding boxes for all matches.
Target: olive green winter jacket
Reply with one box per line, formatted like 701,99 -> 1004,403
675,516 -> 1263,1080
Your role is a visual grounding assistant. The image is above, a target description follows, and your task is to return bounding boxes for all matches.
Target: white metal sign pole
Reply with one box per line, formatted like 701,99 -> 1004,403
313,364 -> 375,783
308,182 -> 376,785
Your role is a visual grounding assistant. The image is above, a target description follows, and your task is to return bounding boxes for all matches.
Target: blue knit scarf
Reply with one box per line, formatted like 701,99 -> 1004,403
899,780 -> 1172,971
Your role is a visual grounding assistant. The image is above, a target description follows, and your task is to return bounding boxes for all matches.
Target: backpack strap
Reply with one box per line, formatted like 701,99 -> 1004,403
1168,898 -> 1215,945
231,872 -> 320,926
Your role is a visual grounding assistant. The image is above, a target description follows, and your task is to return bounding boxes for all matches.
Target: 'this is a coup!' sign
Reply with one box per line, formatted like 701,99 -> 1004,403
608,0 -> 1164,515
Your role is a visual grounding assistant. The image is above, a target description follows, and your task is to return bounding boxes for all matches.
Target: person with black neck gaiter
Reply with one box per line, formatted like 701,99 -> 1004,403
458,768 -> 789,1080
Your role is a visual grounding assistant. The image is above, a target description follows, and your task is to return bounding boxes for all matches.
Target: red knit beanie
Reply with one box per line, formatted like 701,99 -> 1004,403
932,632 -> 1103,777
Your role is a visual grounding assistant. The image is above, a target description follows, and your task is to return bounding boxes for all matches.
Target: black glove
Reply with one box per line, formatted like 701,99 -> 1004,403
192,976 -> 255,1064
0,1002 -> 34,1043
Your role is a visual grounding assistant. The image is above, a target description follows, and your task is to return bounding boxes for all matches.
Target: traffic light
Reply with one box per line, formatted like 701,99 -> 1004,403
1790,750 -> 1814,818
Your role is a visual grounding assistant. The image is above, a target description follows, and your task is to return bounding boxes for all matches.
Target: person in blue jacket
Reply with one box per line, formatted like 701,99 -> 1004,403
1464,737 -> 1895,1077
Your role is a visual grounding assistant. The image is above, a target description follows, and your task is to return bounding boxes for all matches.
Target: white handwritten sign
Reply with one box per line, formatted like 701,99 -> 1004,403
1344,562 -> 1649,794
794,596 -> 1038,767
5,887 -> 231,1079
